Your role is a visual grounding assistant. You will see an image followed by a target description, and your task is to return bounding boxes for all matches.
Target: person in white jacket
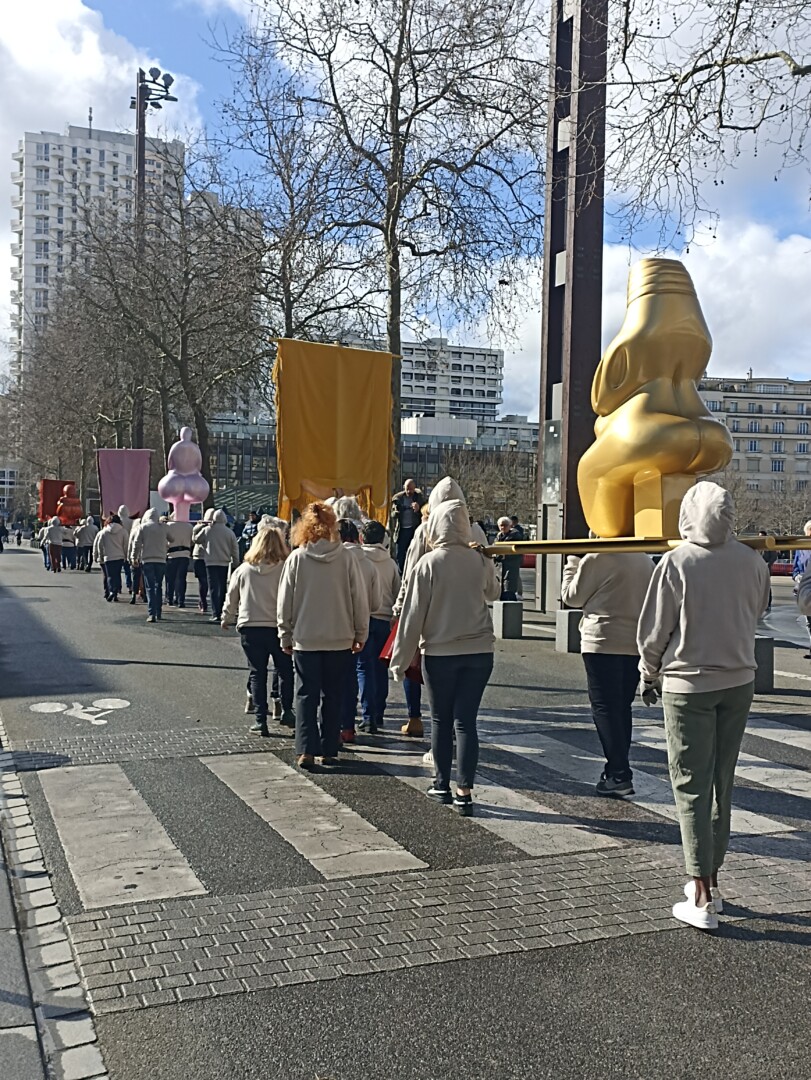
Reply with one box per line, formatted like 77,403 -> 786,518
277,502 -> 369,770
222,526 -> 293,737
97,513 -> 129,600
60,522 -> 77,570
192,508 -> 215,613
561,551 -> 654,797
74,517 -> 97,572
201,509 -> 240,623
360,520 -> 401,734
117,504 -> 135,594
42,517 -> 64,573
391,501 -> 500,816
337,517 -> 382,743
165,515 -> 194,608
637,482 -> 770,931
130,508 -> 169,622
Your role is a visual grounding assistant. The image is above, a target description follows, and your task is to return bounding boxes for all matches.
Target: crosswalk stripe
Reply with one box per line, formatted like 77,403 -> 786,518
38,764 -> 206,907
351,743 -> 619,856
486,730 -> 795,837
203,754 -> 427,879
745,716 -> 811,755
634,727 -> 811,803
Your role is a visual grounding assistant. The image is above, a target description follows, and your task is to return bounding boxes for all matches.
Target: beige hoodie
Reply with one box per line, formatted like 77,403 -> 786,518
363,543 -> 401,619
561,552 -> 654,655
223,560 -> 285,629
277,539 -> 369,651
390,502 -> 500,677
344,542 -> 381,616
392,476 -> 487,617
637,482 -> 770,693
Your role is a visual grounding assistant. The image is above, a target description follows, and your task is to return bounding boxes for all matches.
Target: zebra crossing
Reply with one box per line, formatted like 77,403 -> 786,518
26,705 -> 811,913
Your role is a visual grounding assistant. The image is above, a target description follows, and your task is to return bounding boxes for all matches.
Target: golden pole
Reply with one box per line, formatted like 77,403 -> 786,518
487,536 -> 811,557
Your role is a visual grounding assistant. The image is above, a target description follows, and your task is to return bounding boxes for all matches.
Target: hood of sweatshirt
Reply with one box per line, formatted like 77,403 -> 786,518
203,508 -> 215,522
363,544 -> 391,564
212,509 -> 227,524
244,562 -> 278,576
302,538 -> 342,562
50,516 -> 60,526
428,476 -> 465,511
679,481 -> 734,547
118,505 -> 131,520
426,500 -> 473,548
141,508 -> 159,524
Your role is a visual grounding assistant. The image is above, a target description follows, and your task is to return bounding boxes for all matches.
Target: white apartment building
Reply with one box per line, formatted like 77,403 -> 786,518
10,125 -> 184,381
699,376 -> 811,495
400,337 -> 504,423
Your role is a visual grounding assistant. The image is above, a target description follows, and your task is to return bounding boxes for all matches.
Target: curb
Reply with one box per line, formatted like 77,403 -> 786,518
0,711 -> 108,1080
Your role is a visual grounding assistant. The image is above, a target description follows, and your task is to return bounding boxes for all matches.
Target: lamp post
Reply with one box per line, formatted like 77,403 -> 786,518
128,67 -> 178,448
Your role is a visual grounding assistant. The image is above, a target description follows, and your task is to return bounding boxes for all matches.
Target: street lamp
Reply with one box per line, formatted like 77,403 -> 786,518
129,67 -> 179,231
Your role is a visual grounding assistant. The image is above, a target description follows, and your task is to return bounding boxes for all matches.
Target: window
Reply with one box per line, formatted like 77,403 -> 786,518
84,161 -> 91,177
34,217 -> 48,234
728,401 -> 738,412
797,481 -> 809,492
757,384 -> 784,394
34,266 -> 48,284
35,166 -> 49,182
56,254 -> 63,272
772,479 -> 786,492
112,164 -> 118,181
733,440 -> 741,452
771,459 -> 785,472
126,154 -> 133,168
707,400 -> 721,412
36,142 -> 50,161
99,149 -> 105,165
57,160 -> 63,175
799,403 -> 807,415
774,421 -> 784,433
451,388 -> 461,396
71,196 -> 77,212
746,481 -> 759,490
451,363 -> 461,371
56,231 -> 63,246
747,420 -> 760,433
35,241 -> 49,258
99,176 -> 105,193
731,420 -> 740,432
72,146 -> 78,163
799,422 -> 809,435
748,440 -> 760,452
798,443 -> 809,454
33,314 -> 47,331
35,192 -> 49,210
463,389 -> 473,396
772,441 -> 785,453
34,290 -> 48,309
57,181 -> 64,196
56,207 -> 64,224
125,178 -> 133,191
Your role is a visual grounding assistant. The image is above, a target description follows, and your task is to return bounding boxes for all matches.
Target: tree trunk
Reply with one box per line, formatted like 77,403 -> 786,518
386,239 -> 402,508
193,405 -> 215,509
158,383 -> 174,468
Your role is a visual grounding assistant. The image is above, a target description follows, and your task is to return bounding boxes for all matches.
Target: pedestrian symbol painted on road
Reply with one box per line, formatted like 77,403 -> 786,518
29,698 -> 130,725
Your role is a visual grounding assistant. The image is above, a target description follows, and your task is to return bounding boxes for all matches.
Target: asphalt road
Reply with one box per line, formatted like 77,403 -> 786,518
2,548 -> 811,1080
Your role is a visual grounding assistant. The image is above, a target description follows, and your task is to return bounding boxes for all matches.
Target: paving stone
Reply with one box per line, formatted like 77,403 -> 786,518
54,1042 -> 106,1080
0,1025 -> 45,1080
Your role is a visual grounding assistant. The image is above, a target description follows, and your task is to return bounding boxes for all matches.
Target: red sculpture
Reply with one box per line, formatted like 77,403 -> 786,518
56,483 -> 83,527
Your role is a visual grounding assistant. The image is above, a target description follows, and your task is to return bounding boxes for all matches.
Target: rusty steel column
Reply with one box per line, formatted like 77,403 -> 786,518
537,0 -> 608,610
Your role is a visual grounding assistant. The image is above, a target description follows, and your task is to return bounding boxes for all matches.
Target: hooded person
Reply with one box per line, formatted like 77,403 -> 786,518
392,476 -> 487,738
97,513 -> 129,600
359,519 -> 402,734
60,519 -> 77,570
562,546 -> 654,798
336,518 -> 382,742
390,501 -> 500,816
74,516 -> 97,571
130,508 -> 169,623
202,509 -> 240,622
277,502 -> 369,770
117,504 -> 136,594
637,481 -> 770,932
42,516 -> 64,573
165,514 -> 194,609
191,508 -> 215,613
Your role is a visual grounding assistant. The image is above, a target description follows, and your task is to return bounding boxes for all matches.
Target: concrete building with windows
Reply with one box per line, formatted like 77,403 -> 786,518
699,376 -> 811,496
10,124 -> 184,382
400,337 -> 504,423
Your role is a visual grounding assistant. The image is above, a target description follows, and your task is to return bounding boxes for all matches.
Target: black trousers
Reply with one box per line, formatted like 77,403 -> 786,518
582,652 -> 640,782
424,652 -> 494,790
240,627 -> 294,721
396,528 -> 415,572
294,650 -> 352,758
166,557 -> 190,605
193,558 -> 208,610
207,565 -> 228,618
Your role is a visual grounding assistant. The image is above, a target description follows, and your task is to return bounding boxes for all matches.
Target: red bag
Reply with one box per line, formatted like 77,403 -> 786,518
379,620 -> 423,684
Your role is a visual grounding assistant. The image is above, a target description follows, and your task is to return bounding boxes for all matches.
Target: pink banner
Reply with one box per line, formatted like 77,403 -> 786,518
96,449 -> 153,518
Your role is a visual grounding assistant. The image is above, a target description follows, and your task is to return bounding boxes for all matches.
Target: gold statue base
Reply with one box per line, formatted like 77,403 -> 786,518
634,473 -> 695,538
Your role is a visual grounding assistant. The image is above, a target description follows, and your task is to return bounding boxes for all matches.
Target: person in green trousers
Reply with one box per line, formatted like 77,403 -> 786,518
637,482 -> 770,931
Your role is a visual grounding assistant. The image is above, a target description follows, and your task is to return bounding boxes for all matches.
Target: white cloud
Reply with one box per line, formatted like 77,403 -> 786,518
0,1 -> 203,366
500,221 -> 811,421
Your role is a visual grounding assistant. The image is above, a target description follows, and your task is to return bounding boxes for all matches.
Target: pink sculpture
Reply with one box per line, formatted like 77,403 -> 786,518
157,427 -> 210,521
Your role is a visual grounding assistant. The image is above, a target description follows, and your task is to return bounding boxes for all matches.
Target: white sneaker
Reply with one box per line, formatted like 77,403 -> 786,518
672,896 -> 718,931
422,749 -> 434,767
683,881 -> 724,914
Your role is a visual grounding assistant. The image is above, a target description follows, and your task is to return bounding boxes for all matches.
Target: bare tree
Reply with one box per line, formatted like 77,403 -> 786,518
440,445 -> 537,522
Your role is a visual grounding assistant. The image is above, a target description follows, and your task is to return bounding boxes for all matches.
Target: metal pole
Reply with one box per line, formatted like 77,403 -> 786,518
135,68 -> 147,246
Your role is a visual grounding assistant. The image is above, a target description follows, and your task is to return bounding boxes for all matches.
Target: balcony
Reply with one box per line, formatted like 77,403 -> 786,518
12,147 -> 23,162
11,171 -> 23,185
11,194 -> 23,210
10,219 -> 22,232
11,243 -> 21,257
10,312 -> 21,328
10,267 -> 21,281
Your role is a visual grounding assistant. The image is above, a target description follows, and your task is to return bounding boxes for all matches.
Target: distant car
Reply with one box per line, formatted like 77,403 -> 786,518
772,560 -> 793,577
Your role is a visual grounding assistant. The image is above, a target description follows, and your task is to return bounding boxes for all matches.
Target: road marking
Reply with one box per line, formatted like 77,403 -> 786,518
775,669 -> 811,682
28,698 -> 131,725
38,764 -> 205,907
351,742 -> 618,856
487,730 -> 794,837
203,754 -> 427,879
745,716 -> 811,755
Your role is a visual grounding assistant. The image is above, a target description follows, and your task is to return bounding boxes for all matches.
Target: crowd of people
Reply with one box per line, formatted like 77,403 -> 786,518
25,474 -> 797,932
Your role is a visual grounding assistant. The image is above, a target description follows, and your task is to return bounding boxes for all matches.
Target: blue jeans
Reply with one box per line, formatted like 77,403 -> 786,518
105,559 -> 124,597
62,545 -> 77,569
165,557 -> 189,605
207,565 -> 228,618
142,563 -> 166,618
41,545 -> 50,570
404,676 -> 421,718
423,653 -> 494,790
358,617 -> 391,727
341,653 -> 359,731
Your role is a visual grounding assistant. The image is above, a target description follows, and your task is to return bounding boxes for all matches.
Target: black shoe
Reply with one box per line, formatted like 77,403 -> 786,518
208,615 -> 219,624
596,773 -> 634,797
249,720 -> 270,737
105,594 -> 113,602
367,721 -> 379,734
453,793 -> 473,817
427,785 -> 452,804
129,596 -> 136,605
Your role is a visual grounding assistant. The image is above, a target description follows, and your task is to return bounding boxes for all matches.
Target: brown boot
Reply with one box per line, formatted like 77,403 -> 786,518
401,717 -> 424,737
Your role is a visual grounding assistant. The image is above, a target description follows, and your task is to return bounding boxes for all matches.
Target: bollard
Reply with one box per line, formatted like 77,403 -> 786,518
556,609 -> 582,653
754,636 -> 774,693
493,600 -> 523,640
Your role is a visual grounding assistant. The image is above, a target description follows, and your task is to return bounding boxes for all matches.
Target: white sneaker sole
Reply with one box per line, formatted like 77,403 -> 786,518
683,882 -> 724,914
672,899 -> 718,931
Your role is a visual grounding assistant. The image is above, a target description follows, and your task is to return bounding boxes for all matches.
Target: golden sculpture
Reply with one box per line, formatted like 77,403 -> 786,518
577,258 -> 733,538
